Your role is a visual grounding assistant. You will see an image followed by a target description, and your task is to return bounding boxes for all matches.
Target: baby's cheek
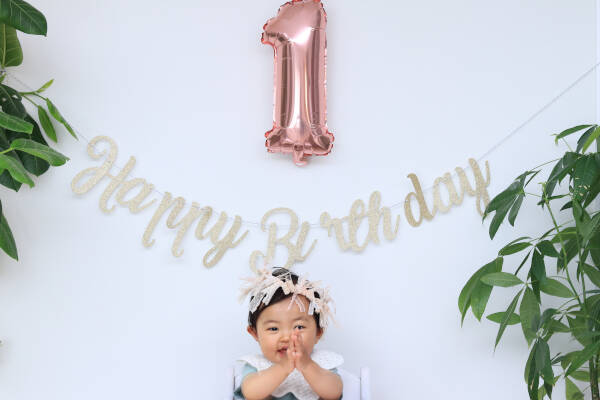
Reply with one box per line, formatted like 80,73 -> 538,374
299,331 -> 312,344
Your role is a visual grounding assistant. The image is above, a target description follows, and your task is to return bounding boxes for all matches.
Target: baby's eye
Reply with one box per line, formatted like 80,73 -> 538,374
267,327 -> 278,332
294,325 -> 305,330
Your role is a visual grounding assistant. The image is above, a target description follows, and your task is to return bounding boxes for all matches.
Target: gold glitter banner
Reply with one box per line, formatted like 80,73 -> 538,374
71,136 -> 491,268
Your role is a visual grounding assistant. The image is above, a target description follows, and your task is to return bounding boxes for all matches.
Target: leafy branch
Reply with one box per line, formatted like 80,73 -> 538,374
0,0 -> 74,260
459,124 -> 600,400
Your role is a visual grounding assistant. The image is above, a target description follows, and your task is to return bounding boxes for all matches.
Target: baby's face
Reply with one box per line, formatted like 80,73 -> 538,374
248,295 -> 323,364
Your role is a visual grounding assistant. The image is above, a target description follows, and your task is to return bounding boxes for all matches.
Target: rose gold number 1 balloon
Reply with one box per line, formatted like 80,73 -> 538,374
262,0 -> 334,166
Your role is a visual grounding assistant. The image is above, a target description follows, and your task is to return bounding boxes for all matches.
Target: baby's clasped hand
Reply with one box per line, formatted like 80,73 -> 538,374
276,331 -> 312,375
290,332 -> 313,373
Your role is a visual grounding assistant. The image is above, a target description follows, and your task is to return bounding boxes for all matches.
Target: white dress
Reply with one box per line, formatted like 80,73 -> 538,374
234,350 -> 344,400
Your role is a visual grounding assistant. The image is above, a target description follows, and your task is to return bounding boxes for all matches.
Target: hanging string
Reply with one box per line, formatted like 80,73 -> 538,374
5,61 -> 599,228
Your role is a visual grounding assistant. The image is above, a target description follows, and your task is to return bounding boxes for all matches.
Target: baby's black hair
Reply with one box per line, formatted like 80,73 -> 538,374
248,267 -> 321,331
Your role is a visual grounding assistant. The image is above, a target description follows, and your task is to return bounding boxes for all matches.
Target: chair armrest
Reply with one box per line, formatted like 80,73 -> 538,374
224,366 -> 235,400
360,367 -> 371,400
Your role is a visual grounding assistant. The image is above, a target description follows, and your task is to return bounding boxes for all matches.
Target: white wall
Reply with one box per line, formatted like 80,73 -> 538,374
0,1 -> 596,399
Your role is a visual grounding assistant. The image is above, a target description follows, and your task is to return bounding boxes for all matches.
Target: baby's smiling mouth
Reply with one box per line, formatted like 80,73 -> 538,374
277,347 -> 288,355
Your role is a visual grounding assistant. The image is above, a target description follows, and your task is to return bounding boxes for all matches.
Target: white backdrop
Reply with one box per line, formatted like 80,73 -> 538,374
0,0 -> 597,399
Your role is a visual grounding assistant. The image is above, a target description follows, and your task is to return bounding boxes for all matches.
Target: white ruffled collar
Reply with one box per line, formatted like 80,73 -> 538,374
238,350 -> 344,400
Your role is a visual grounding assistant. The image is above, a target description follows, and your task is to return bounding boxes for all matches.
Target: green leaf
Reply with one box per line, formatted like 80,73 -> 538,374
545,152 -> 580,198
6,114 -> 49,176
530,250 -> 547,283
458,258 -> 503,323
539,308 -> 556,329
583,264 -> 600,288
525,341 -> 540,399
565,378 -> 584,400
0,84 -> 25,117
515,251 -> 532,275
10,138 -> 68,166
37,106 -> 56,142
582,213 -> 600,246
572,154 -> 599,201
525,170 -> 541,187
554,125 -> 593,144
483,180 -> 521,219
508,193 -> 524,226
584,176 -> 600,208
0,23 -> 21,67
505,236 -> 533,246
576,125 -> 598,152
35,79 -> 53,94
499,241 -> 532,256
560,351 -> 581,369
588,294 -> 600,333
535,338 -> 554,384
0,127 -> 21,191
565,340 -> 600,377
0,110 -> 31,132
45,99 -> 76,139
481,272 -> 524,287
520,288 -> 540,346
540,278 -> 574,298
486,311 -> 520,325
581,125 -> 600,153
0,212 -> 17,259
537,240 -> 558,258
537,384 -> 546,400
560,200 -> 573,211
568,316 -> 592,346
471,260 -> 503,321
530,250 -> 546,302
547,319 -> 570,333
570,370 -> 590,382
0,169 -> 20,190
0,0 -> 47,35
489,200 -> 512,239
484,173 -> 538,238
551,227 -> 578,242
0,152 -> 31,186
495,289 -> 523,349
557,236 -> 580,271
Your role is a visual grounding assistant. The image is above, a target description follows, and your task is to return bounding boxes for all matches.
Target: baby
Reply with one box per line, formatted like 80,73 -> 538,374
235,267 -> 343,400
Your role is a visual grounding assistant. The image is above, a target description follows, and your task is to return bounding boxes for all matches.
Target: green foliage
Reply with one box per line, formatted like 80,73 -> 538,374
459,124 -> 600,399
0,24 -> 22,66
0,1 -> 72,260
0,0 -> 46,36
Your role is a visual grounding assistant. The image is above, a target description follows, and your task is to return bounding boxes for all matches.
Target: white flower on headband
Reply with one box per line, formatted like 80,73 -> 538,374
238,267 -> 335,330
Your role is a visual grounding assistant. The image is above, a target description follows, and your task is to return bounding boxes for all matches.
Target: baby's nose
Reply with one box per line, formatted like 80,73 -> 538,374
280,329 -> 292,340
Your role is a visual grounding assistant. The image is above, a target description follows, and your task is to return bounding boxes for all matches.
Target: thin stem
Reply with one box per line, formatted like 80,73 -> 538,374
530,158 -> 562,171
544,194 -> 583,309
19,91 -> 46,101
21,94 -> 38,107
591,355 -> 600,400
562,138 -> 574,152
594,355 -> 600,400
525,191 -> 542,198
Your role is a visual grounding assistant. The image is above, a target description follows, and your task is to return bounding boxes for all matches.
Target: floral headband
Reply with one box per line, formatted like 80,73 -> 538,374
238,267 -> 335,330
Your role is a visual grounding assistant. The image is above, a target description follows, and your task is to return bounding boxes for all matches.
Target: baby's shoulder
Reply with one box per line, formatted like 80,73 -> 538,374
311,349 -> 344,370
236,353 -> 271,371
